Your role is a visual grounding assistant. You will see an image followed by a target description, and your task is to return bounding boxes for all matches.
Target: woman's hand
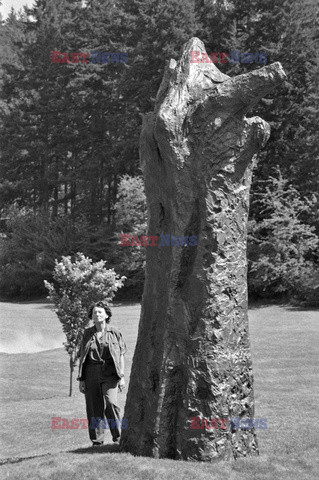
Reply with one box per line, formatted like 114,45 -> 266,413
118,377 -> 125,392
79,380 -> 86,394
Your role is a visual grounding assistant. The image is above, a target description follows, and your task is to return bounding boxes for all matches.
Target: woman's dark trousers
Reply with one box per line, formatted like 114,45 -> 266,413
84,364 -> 121,443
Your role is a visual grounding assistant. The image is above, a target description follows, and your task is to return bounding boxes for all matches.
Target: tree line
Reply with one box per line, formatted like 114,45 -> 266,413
0,0 -> 318,304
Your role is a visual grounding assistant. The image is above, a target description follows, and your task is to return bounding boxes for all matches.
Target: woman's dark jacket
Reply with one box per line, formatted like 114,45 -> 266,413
77,324 -> 126,381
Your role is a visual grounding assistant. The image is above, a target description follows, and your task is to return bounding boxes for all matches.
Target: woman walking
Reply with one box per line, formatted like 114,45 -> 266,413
77,301 -> 127,446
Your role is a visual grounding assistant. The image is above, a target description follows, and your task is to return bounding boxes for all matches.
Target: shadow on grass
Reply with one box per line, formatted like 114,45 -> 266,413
0,298 -> 52,305
248,298 -> 319,311
283,304 -> 319,312
113,301 -> 141,308
0,444 -> 121,466
0,453 -> 52,465
68,443 -> 121,455
248,299 -> 290,310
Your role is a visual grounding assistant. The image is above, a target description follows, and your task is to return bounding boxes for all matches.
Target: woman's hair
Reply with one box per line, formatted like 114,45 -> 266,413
88,301 -> 112,323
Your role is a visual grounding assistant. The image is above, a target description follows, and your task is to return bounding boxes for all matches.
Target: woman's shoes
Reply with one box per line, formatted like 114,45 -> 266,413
91,438 -> 119,446
92,441 -> 104,447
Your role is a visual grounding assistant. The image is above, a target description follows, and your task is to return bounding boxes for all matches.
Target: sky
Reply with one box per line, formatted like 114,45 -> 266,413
0,0 -> 35,19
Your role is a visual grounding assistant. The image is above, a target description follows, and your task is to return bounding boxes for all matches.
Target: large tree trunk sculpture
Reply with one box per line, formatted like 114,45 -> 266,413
121,37 -> 286,461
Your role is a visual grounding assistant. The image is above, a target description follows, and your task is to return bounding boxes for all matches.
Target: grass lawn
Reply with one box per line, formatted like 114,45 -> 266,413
0,301 -> 318,479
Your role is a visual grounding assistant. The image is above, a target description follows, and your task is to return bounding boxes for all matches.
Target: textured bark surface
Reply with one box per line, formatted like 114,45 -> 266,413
121,37 -> 286,461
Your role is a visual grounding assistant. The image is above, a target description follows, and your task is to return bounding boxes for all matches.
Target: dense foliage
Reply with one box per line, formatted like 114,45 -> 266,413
0,0 -> 318,304
248,168 -> 319,304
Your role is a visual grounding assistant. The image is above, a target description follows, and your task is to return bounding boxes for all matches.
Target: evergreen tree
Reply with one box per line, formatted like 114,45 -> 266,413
198,0 -> 318,203
0,0 -> 80,215
248,167 -> 319,299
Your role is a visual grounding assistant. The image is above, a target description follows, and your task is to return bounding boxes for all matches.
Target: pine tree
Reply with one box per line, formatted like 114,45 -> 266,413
62,0 -> 131,225
0,0 -> 81,215
248,167 -> 319,299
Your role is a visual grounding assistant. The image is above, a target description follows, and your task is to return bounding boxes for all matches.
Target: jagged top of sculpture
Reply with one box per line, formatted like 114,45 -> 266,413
148,36 -> 286,173
180,37 -> 230,83
155,37 -> 230,108
155,37 -> 286,118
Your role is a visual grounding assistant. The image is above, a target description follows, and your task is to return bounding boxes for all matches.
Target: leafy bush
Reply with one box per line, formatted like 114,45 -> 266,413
293,270 -> 319,307
44,253 -> 125,395
248,168 -> 319,303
